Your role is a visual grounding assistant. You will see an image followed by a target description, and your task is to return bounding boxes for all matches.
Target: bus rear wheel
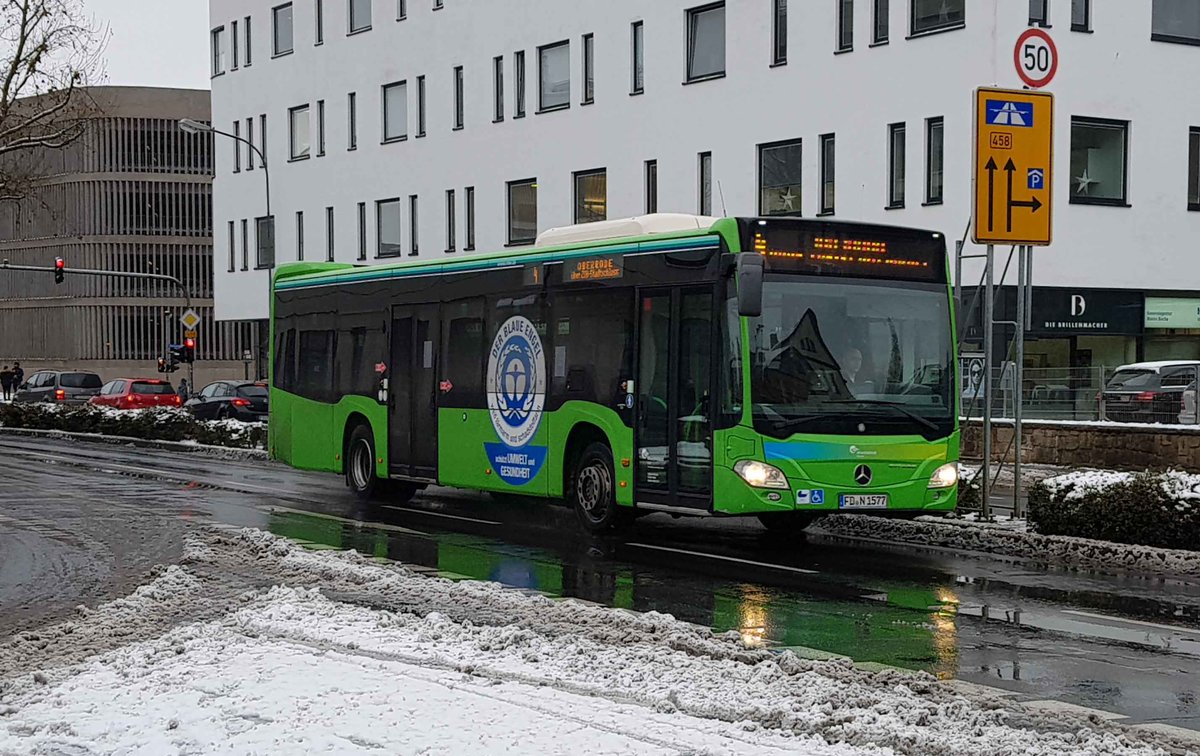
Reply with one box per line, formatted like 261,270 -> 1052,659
569,442 -> 629,533
346,424 -> 380,500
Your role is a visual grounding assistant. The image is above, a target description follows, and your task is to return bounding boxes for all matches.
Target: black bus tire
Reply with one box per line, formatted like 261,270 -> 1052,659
757,512 -> 817,538
346,424 -> 380,500
569,442 -> 630,533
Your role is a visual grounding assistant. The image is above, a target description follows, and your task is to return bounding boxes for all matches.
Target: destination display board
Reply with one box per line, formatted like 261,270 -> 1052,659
747,222 -> 946,283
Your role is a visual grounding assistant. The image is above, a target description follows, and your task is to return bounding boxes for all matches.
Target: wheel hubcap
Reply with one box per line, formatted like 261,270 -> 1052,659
350,440 -> 372,490
577,463 -> 611,520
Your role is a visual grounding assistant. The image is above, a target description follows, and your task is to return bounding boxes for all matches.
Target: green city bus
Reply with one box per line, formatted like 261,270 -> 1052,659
270,214 -> 960,532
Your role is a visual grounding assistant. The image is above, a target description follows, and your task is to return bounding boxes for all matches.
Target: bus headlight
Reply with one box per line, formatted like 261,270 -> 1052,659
734,460 -> 789,489
928,463 -> 959,489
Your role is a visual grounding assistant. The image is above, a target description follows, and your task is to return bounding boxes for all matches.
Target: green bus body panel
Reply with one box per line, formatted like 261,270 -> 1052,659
438,404 -> 634,505
271,389 -> 389,477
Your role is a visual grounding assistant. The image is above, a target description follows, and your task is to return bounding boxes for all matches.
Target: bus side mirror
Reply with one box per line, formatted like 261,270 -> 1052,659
736,254 -> 764,317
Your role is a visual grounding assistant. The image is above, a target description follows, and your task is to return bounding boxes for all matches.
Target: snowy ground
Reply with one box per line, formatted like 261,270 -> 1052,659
1,528 -> 1193,756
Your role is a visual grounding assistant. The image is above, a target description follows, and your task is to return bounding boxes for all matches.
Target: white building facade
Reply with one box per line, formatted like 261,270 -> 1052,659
209,0 -> 1200,371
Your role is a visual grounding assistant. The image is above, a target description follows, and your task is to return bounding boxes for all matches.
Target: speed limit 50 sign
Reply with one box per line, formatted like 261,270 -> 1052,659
1015,28 -> 1058,89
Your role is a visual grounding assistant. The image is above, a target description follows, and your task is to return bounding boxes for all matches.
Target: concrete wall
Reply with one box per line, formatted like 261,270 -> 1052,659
210,0 -> 1200,321
962,420 -> 1200,472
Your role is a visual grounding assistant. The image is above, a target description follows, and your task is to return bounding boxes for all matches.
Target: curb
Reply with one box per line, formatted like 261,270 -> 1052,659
0,426 -> 267,461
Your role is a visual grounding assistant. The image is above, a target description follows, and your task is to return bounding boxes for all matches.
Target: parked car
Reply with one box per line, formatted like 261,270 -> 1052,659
185,380 -> 268,421
1181,381 -> 1198,425
1100,361 -> 1200,423
89,379 -> 182,409
13,371 -> 103,405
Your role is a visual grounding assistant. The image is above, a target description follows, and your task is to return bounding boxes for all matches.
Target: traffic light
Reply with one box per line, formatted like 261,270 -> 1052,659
182,337 -> 196,364
165,344 -> 183,373
54,257 -> 64,284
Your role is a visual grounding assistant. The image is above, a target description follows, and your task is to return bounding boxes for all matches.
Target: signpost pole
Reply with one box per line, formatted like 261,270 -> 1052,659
1014,245 -> 1028,519
981,245 -> 994,520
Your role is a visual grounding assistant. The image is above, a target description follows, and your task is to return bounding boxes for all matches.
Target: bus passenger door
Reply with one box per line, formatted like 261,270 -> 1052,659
389,304 -> 440,480
635,288 -> 713,510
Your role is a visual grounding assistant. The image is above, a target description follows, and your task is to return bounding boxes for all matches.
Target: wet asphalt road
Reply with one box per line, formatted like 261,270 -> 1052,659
2,433 -> 1200,732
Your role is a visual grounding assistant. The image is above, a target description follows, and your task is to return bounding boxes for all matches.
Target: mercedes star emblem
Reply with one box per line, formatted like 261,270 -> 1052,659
854,465 -> 873,486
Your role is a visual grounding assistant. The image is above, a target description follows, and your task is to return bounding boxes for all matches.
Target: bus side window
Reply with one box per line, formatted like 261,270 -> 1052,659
442,297 -> 486,406
551,290 -> 634,416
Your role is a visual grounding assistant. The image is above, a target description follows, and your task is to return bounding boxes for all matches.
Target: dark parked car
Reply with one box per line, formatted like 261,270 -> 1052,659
90,379 -> 182,409
1101,361 -> 1200,424
13,371 -> 103,405
185,380 -> 268,421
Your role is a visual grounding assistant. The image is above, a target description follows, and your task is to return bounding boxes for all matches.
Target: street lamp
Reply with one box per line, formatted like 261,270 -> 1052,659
180,117 -> 274,379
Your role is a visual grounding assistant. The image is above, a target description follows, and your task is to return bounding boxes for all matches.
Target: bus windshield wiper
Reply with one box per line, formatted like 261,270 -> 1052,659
827,400 -> 940,433
767,414 -> 828,435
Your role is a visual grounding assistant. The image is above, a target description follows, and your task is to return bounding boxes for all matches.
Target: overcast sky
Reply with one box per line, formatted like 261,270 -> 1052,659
88,0 -> 210,90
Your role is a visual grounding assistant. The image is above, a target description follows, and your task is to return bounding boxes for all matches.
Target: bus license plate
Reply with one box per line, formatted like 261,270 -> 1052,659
839,494 -> 888,509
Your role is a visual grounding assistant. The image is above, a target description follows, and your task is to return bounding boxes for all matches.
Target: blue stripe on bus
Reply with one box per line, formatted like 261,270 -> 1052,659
275,235 -> 723,291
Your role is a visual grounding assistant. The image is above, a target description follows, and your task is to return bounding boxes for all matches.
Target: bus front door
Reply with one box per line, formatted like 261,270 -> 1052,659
389,304 -> 440,480
635,288 -> 713,510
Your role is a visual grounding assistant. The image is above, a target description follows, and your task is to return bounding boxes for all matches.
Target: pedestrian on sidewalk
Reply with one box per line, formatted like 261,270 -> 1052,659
11,362 -> 24,391
0,365 -> 12,401
178,378 -> 190,402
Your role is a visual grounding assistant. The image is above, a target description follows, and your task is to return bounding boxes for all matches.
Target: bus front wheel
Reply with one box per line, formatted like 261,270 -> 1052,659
569,442 -> 630,533
346,424 -> 380,500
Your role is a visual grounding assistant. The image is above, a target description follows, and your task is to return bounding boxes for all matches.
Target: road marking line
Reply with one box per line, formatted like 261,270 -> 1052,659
380,506 -> 500,526
626,543 -> 819,575
1061,609 -> 1200,636
268,505 -> 427,536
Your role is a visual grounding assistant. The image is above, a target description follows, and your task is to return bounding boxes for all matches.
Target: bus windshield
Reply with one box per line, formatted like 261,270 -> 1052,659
747,276 -> 954,440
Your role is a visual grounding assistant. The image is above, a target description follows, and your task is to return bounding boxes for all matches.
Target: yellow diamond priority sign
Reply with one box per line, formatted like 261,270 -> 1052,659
973,87 -> 1053,246
180,308 -> 200,330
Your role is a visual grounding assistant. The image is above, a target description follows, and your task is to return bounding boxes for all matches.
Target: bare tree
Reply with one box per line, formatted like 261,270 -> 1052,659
0,0 -> 105,203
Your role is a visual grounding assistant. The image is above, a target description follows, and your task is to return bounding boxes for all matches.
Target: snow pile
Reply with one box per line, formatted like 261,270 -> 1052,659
1,529 -> 1190,756
0,402 -> 265,449
1040,470 -> 1200,502
813,514 -> 1200,577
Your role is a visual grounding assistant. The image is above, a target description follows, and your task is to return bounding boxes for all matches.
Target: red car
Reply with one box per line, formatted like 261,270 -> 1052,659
90,379 -> 182,409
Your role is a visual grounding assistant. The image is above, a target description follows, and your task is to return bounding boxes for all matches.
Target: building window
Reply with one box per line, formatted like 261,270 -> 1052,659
227,220 -> 236,272
758,139 -> 802,216
289,105 -> 310,160
819,133 -> 835,214
233,120 -> 242,172
246,117 -> 254,170
445,189 -> 456,252
377,198 -> 402,256
241,219 -> 249,270
888,122 -> 906,208
1189,128 -> 1200,211
631,21 -> 645,94
873,0 -> 889,43
686,3 -> 725,81
507,178 -> 537,245
698,151 -> 713,215
260,113 -> 267,165
464,186 -> 476,250
350,0 -> 372,33
316,0 -> 324,44
325,206 -> 335,261
348,91 -> 357,149
382,80 -> 408,142
772,0 -> 787,64
925,116 -> 944,204
1070,117 -> 1129,205
493,56 -> 505,121
397,0 -> 407,19
1152,0 -> 1200,44
1030,0 -> 1049,26
514,51 -> 527,117
409,195 -> 419,255
837,0 -> 853,51
582,34 -> 595,105
316,100 -> 326,156
256,216 -> 276,268
231,20 -> 240,68
273,3 -> 294,55
245,16 -> 253,65
538,41 -> 570,111
645,159 -> 658,213
296,211 -> 305,261
453,65 -> 464,129
1071,0 -> 1091,31
912,0 -> 964,35
416,75 -> 427,136
211,26 -> 226,75
573,169 -> 607,224
357,201 -> 367,259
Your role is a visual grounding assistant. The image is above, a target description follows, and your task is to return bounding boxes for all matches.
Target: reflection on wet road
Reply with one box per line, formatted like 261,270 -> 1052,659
2,434 -> 1199,731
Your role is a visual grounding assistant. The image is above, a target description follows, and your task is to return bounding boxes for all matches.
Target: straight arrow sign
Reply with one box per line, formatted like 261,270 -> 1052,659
985,158 -> 998,232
